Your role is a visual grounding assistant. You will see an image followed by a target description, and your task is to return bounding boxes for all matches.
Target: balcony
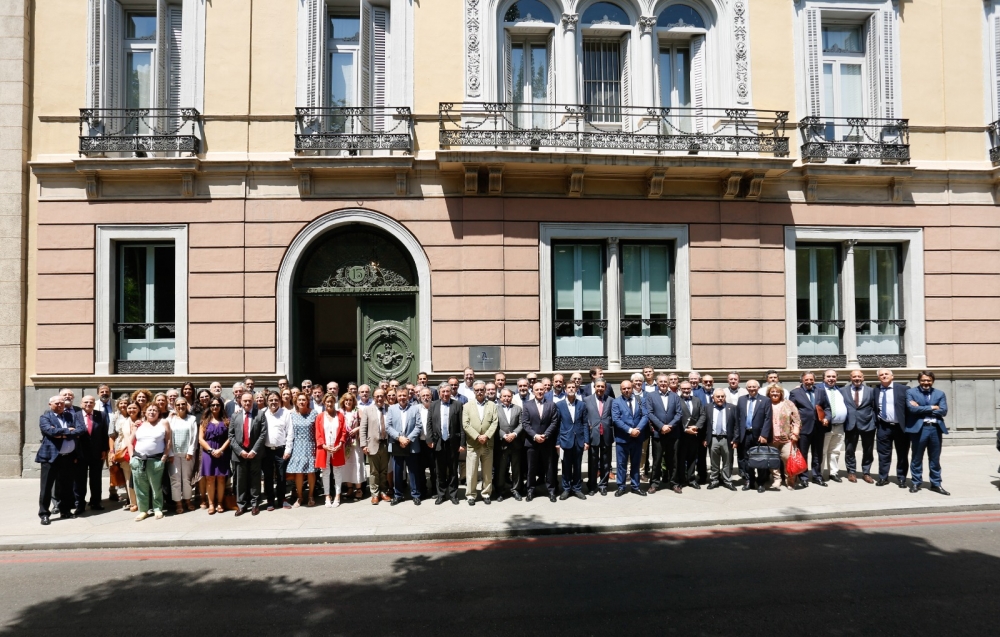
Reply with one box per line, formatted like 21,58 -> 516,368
295,107 -> 414,155
439,103 -> 790,156
799,117 -> 909,165
79,108 -> 201,157
990,120 -> 1000,164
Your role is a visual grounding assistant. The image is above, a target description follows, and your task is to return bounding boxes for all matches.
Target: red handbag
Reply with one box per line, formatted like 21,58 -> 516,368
786,446 -> 808,477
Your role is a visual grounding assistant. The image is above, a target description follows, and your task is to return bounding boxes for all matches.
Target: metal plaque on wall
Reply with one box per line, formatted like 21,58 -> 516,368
468,346 -> 501,372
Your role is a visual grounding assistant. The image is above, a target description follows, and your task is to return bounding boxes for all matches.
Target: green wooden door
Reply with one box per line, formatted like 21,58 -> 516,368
357,296 -> 417,387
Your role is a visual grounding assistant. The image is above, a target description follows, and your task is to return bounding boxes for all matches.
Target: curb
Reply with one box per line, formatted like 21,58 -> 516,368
4,500 -> 999,552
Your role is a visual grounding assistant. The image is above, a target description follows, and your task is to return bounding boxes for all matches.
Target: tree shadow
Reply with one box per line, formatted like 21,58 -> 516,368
2,514 -> 999,636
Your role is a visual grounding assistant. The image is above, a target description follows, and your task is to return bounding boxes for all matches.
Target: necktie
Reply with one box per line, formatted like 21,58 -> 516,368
441,405 -> 449,441
827,388 -> 836,418
881,388 -> 888,420
854,386 -> 861,407
747,398 -> 754,429
379,408 -> 386,439
807,390 -> 814,406
597,399 -> 604,436
243,415 -> 250,447
86,413 -> 93,435
628,398 -> 634,415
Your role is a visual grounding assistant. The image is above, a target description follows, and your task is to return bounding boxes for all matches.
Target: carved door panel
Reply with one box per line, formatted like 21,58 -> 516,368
358,297 -> 417,387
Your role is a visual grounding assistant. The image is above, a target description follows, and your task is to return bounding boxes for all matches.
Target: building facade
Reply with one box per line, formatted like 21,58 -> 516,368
10,0 -> 1000,473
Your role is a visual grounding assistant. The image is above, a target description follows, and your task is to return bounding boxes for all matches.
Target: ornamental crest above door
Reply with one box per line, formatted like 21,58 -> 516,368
295,229 -> 419,295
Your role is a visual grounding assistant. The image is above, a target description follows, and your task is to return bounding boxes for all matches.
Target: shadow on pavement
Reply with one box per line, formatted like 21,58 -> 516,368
2,514 -> 998,636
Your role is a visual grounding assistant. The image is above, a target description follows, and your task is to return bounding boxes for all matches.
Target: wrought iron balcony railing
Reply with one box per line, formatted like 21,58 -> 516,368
989,120 -> 1000,164
79,108 -> 201,157
799,116 -> 909,164
295,106 -> 414,154
439,103 -> 790,156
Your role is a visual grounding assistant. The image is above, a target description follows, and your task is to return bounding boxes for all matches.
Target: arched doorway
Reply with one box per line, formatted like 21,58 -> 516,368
291,225 -> 420,387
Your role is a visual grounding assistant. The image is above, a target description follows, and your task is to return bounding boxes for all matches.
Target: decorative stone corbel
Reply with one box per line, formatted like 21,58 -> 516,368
561,13 -> 579,32
82,171 -> 99,200
889,177 -> 908,204
746,171 -> 767,200
638,16 -> 656,34
180,172 -> 195,198
647,170 -> 667,198
464,164 -> 479,195
488,164 -> 504,195
722,171 -> 742,199
297,170 -> 312,197
568,168 -> 585,197
806,176 -> 818,203
395,169 -> 408,196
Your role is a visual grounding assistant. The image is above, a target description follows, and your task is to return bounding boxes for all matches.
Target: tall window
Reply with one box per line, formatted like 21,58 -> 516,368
658,43 -> 691,131
553,244 -> 605,360
854,245 -> 902,356
328,12 -> 360,134
656,4 -> 706,133
124,12 -> 156,126
822,24 -> 864,139
118,243 -> 176,365
796,245 -> 841,356
581,2 -> 631,123
621,244 -> 673,361
509,39 -> 549,127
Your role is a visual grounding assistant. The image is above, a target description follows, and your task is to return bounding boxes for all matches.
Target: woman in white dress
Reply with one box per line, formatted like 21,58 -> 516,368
339,392 -> 366,500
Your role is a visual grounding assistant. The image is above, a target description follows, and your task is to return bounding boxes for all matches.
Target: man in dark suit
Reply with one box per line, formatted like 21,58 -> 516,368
905,371 -> 950,495
736,380 -> 772,492
494,388 -> 524,502
36,396 -> 85,525
676,381 -> 707,492
520,382 -> 560,501
228,392 -> 268,515
73,395 -> 109,512
645,373 -> 681,494
579,366 -> 616,399
427,383 -> 464,504
584,379 -> 614,495
692,374 -> 714,484
788,371 -> 831,487
841,370 -> 877,483
705,389 -> 738,490
612,380 -> 647,496
875,368 -> 911,488
556,383 -> 589,500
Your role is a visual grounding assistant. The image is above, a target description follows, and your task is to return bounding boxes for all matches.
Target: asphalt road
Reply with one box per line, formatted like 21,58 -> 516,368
1,512 -> 998,636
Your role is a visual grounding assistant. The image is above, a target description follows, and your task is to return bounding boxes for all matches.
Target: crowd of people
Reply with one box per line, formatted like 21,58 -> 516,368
34,365 -> 952,525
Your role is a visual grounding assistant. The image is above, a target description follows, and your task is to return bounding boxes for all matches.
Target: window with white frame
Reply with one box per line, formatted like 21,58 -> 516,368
553,243 -> 606,361
796,245 -> 842,357
853,245 -> 902,357
117,243 -> 176,371
621,243 -> 674,364
501,1 -> 555,128
656,3 -> 707,134
581,2 -> 632,124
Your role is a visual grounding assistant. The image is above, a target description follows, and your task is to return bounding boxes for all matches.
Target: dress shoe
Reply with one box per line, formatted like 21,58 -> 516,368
494,496 -> 504,503
863,474 -> 874,484
599,487 -> 607,496
380,493 -> 392,502
847,473 -> 857,483
573,491 -> 586,501
559,492 -> 571,501
467,498 -> 476,506
61,511 -> 77,520
829,475 -> 842,483
812,477 -> 827,487
647,485 -> 658,494
929,485 -> 950,496
908,484 -> 920,493
707,482 -> 719,490
267,505 -> 275,512
234,509 -> 244,517
435,496 -> 445,505
526,492 -> 534,502
631,488 -> 646,497
412,498 -> 421,506
875,478 -> 889,486
898,478 -> 908,488
72,509 -> 85,517
90,503 -> 105,511
741,483 -> 752,491
251,507 -> 259,516
390,497 -> 402,506
512,492 -> 523,501
757,485 -> 766,494
451,498 -> 460,505
372,496 -> 381,505
548,494 -> 557,502
615,489 -> 626,497
673,486 -> 682,494
40,515 -> 50,526
483,497 -> 491,505
723,482 -> 736,491
688,482 -> 700,490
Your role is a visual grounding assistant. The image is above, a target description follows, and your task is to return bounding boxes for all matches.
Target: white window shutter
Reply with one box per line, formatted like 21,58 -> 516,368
880,10 -> 896,119
87,0 -> 102,109
503,30 -> 513,102
546,29 -> 555,127
620,32 -> 631,131
372,6 -> 389,128
359,1 -> 372,109
865,12 -> 880,118
156,0 -> 169,111
690,34 -> 706,133
167,5 -> 184,111
306,0 -> 327,108
995,14 -> 1000,119
805,8 -> 821,117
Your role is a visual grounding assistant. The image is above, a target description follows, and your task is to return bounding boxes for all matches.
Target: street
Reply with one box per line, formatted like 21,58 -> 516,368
1,511 -> 998,636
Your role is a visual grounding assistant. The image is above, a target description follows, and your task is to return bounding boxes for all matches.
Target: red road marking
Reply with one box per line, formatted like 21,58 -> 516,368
2,510 -> 999,565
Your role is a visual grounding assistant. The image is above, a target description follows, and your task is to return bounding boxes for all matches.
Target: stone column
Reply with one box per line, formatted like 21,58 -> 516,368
637,17 -> 657,108
0,1 -> 28,476
842,240 -> 860,369
560,13 -> 579,105
606,237 -> 621,372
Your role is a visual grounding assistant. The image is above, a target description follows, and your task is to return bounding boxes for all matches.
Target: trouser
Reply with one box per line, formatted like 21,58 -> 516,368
797,426 -> 827,480
845,428 -> 876,475
696,430 -> 709,484
526,442 -> 557,495
261,445 -> 288,508
771,441 -> 795,485
168,453 -> 196,501
709,435 -> 733,485
233,456 -> 262,510
74,453 -> 104,508
420,442 -> 437,496
39,455 -> 74,518
877,420 -> 910,481
910,424 -> 943,487
495,441 -> 524,496
434,439 -> 461,499
649,436 -> 667,488
641,438 -> 651,475
560,446 -> 584,493
615,439 -> 642,491
321,463 -> 344,496
392,454 -> 422,500
654,435 -> 683,488
367,445 -> 390,498
587,441 -> 612,491
737,432 -> 769,488
465,444 -> 493,498
117,460 -> 137,508
131,456 -> 166,513
822,423 -> 846,478
676,434 -> 700,486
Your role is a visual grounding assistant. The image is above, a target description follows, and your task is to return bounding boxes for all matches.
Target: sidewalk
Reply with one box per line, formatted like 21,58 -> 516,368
4,446 -> 999,551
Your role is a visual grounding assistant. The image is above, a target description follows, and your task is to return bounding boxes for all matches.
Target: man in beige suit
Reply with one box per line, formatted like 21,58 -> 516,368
463,380 -> 498,505
359,388 -> 391,505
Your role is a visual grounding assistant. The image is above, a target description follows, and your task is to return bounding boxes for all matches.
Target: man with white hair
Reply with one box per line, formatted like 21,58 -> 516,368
225,382 -> 245,419
37,395 -> 85,525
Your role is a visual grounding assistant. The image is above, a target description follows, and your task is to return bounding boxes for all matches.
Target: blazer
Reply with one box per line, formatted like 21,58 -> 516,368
462,400 -> 499,451
73,409 -> 110,460
555,399 -> 589,449
579,383 -> 616,399
705,403 -> 739,444
644,391 -> 682,439
875,382 -> 910,426
788,385 -> 831,435
427,398 -> 464,447
226,400 -> 258,420
584,393 -> 614,447
676,395 -> 707,439
736,394 -> 772,440
315,411 -> 348,468
905,387 -> 949,435
520,399 -> 560,447
228,407 -> 268,458
692,387 -> 712,406
358,404 -> 387,455
841,383 -> 877,432
611,394 -> 648,444
496,403 -> 524,450
35,410 -> 85,464
385,403 -> 421,456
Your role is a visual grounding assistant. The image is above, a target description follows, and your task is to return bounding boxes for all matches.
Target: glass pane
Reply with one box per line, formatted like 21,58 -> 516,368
330,16 -> 360,42
329,52 -> 355,109
647,246 -> 670,318
840,64 -> 863,119
875,247 -> 897,332
657,5 -> 705,29
658,50 -> 673,107
504,0 -> 554,23
583,40 -> 621,122
815,247 -> 839,335
120,247 -> 146,340
580,245 -> 603,321
822,26 -> 863,53
554,246 -> 575,315
822,63 -> 834,120
530,45 -> 547,103
796,247 -> 811,334
511,44 -> 525,104
854,246 -> 872,333
622,245 -> 642,318
126,13 -> 156,40
153,247 -> 175,339
676,48 -> 690,107
582,2 -> 630,25
126,51 -> 153,114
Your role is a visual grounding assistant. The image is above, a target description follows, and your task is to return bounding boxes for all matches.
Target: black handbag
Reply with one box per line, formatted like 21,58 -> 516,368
747,444 -> 782,471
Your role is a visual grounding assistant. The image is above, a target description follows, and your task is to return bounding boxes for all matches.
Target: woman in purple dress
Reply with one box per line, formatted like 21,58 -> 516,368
198,398 -> 231,514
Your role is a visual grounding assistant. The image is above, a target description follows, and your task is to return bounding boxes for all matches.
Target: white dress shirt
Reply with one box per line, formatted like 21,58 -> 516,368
566,400 -> 576,422
419,405 -> 430,440
264,407 -> 290,447
824,385 -> 847,425
880,384 -> 897,423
